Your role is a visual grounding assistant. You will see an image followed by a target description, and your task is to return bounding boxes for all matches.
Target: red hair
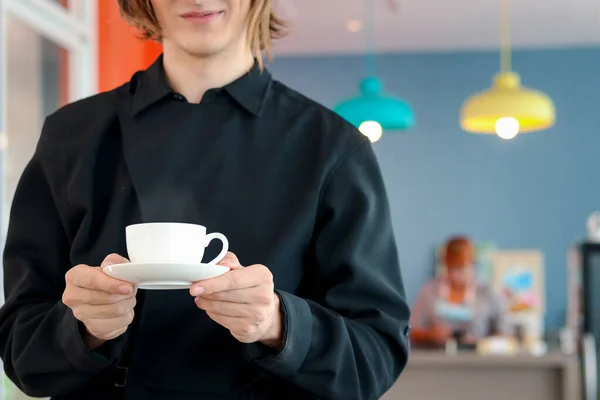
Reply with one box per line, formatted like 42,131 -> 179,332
443,235 -> 474,269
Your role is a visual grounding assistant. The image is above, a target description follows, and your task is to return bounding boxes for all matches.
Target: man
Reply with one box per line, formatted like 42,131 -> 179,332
0,0 -> 410,399
410,236 -> 509,347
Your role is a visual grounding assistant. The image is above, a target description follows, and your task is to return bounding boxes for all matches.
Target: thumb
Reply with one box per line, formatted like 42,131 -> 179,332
101,253 -> 130,268
218,252 -> 243,270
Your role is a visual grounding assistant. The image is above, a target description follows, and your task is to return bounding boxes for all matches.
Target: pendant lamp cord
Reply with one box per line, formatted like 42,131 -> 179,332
365,0 -> 376,77
500,0 -> 511,72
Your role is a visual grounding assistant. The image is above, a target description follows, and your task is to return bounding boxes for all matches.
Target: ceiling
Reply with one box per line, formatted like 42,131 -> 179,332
273,0 -> 600,56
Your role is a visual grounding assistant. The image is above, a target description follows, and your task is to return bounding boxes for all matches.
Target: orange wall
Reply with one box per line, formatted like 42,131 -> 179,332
98,2 -> 163,92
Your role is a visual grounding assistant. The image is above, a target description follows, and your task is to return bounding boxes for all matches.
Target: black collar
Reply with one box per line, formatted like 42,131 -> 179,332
132,55 -> 272,117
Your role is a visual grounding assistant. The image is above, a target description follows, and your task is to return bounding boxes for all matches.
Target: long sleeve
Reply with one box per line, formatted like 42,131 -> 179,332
0,124 -> 125,397
246,139 -> 411,400
489,287 -> 511,336
409,283 -> 434,330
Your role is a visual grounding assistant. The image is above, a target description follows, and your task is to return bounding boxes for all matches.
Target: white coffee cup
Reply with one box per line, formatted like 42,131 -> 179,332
125,222 -> 228,265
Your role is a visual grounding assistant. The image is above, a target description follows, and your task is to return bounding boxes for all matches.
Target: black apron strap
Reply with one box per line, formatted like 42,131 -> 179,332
111,289 -> 146,397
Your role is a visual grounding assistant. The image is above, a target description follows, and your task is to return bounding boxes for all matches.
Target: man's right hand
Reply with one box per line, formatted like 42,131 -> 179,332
62,253 -> 136,350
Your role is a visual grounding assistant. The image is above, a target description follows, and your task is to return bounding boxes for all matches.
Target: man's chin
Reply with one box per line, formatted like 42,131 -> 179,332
176,39 -> 227,58
164,35 -> 248,62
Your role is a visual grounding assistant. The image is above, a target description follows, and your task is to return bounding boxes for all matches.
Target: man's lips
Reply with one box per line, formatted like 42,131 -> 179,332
181,10 -> 224,23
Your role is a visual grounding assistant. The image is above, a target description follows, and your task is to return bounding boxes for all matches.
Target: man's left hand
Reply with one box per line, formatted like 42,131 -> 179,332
190,252 -> 283,349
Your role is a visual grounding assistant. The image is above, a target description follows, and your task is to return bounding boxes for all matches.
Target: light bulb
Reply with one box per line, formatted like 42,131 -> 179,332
346,19 -> 362,33
495,117 -> 519,140
359,121 -> 383,143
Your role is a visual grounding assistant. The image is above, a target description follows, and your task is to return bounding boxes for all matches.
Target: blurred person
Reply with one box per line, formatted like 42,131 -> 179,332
410,235 -> 509,347
0,0 -> 410,399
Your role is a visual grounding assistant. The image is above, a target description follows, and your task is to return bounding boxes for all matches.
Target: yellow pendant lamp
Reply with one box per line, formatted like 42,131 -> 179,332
460,0 -> 555,139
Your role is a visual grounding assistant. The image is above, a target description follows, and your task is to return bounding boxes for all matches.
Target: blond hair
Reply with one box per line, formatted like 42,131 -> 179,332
117,0 -> 286,69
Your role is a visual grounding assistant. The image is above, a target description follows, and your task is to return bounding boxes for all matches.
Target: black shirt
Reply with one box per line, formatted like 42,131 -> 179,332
0,56 -> 410,400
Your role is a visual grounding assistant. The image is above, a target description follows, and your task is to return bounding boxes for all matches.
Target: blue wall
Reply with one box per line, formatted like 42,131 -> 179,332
269,47 -> 600,331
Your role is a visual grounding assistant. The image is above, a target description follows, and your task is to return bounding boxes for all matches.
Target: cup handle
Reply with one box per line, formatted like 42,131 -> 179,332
204,233 -> 229,265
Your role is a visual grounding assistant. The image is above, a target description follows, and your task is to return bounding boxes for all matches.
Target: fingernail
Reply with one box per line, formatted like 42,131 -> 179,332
119,285 -> 132,295
190,286 -> 205,296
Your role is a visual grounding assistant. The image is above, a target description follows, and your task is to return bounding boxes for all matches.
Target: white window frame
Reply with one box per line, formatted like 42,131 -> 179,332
1,0 -> 98,103
0,0 -> 97,235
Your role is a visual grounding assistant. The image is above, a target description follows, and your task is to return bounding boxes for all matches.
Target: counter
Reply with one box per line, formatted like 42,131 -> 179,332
382,350 -> 580,400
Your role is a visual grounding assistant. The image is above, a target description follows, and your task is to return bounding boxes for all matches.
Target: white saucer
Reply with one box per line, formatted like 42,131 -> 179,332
102,262 -> 229,290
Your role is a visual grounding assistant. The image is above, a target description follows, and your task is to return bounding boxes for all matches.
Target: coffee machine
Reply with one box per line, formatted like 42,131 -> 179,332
567,241 -> 600,400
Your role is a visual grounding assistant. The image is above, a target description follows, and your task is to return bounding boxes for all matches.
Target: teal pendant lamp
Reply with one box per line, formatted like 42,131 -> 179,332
334,0 -> 415,142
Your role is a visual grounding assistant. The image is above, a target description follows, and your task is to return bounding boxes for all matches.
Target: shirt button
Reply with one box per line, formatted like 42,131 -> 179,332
173,93 -> 185,101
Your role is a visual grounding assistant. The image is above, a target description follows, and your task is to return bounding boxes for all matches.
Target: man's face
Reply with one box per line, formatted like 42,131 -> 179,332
447,265 -> 473,288
151,0 -> 252,56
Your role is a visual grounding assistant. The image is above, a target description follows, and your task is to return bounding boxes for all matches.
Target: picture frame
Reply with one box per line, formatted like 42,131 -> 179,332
491,249 -> 545,314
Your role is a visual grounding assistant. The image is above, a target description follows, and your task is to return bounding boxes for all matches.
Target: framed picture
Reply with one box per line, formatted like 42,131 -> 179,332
491,250 -> 545,314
